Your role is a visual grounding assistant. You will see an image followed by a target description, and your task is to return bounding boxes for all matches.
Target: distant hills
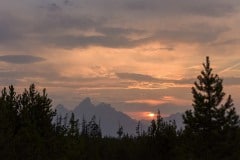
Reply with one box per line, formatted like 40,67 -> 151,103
55,97 -> 184,136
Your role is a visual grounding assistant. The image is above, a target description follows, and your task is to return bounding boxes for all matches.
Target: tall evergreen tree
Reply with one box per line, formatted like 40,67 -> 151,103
81,115 -> 87,136
68,113 -> 79,137
18,84 -> 56,137
0,86 -> 18,158
182,57 -> 240,159
183,56 -> 239,134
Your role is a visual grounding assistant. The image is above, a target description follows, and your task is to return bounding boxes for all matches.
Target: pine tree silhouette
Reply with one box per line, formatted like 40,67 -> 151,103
183,57 -> 240,159
183,57 -> 239,134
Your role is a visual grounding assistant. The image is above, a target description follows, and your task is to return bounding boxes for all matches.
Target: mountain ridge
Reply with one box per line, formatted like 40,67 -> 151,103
55,97 -> 184,136
56,97 -> 138,136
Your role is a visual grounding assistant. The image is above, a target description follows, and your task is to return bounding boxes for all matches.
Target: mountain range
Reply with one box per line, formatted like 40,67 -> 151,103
55,97 -> 184,136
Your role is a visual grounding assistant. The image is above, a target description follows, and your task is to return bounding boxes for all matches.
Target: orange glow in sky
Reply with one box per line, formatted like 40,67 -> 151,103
148,113 -> 155,118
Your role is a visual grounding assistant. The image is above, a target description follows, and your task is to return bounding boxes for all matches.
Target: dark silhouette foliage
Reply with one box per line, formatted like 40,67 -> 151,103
86,115 -> 102,138
0,84 -> 56,159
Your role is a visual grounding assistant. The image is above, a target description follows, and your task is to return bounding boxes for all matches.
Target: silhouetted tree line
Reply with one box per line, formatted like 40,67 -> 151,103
1,57 -> 240,160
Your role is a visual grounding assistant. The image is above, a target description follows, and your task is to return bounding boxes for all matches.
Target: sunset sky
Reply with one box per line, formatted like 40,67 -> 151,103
0,0 -> 240,120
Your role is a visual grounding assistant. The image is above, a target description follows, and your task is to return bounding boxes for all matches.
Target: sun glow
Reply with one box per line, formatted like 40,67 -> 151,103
148,113 -> 155,118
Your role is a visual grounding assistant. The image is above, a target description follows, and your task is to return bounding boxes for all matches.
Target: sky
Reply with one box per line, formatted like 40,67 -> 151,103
0,0 -> 240,120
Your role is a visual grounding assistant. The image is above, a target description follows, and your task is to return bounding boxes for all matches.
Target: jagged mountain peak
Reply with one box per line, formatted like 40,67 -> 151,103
80,97 -> 92,105
75,97 -> 94,110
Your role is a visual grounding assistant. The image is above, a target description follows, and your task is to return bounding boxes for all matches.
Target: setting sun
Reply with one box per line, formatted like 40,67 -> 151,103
148,113 -> 155,118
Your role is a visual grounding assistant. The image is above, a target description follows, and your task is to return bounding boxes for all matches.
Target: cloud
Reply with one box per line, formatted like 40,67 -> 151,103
97,27 -> 143,37
219,63 -> 240,74
181,0 -> 236,17
152,24 -> 229,44
116,72 -> 192,85
36,14 -> 100,33
211,38 -> 240,46
120,102 -> 189,115
125,0 -> 237,17
0,11 -> 146,49
125,99 -> 166,106
116,72 -> 159,82
159,47 -> 174,51
175,77 -> 240,86
142,47 -> 175,52
45,3 -> 62,12
116,72 -> 240,89
48,34 -> 140,49
64,0 -> 72,6
0,0 -> 237,50
223,77 -> 240,85
125,96 -> 190,106
0,55 -> 45,64
0,15 -> 24,45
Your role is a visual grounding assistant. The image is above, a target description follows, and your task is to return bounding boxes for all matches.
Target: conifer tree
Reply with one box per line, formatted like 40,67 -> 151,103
87,115 -> 102,138
183,57 -> 239,135
117,125 -> 123,138
68,113 -> 79,137
136,121 -> 141,137
148,119 -> 157,137
0,86 -> 18,158
18,84 -> 56,137
81,116 -> 87,136
0,84 -> 57,159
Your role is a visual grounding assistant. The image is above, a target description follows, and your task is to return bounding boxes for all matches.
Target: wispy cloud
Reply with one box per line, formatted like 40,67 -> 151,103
116,72 -> 159,82
125,96 -> 190,106
125,99 -> 166,106
219,62 -> 240,74
0,55 -> 45,64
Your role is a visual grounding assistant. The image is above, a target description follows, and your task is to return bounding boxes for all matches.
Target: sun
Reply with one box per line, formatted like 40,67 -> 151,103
148,113 -> 155,118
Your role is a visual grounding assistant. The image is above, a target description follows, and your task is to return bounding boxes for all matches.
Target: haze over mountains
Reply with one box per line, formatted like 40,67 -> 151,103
55,97 -> 184,136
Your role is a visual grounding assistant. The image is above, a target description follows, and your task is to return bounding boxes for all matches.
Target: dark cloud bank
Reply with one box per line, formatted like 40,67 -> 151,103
0,55 -> 45,64
0,0 -> 239,50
